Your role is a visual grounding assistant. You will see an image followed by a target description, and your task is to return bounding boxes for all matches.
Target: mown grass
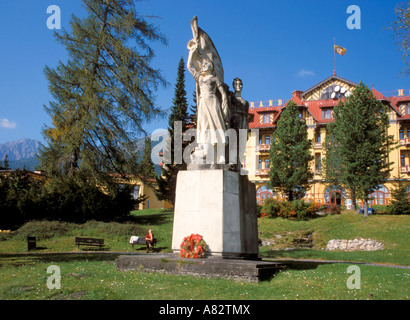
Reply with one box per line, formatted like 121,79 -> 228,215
0,209 -> 408,300
0,259 -> 408,300
0,209 -> 174,254
0,209 -> 409,265
258,211 -> 410,266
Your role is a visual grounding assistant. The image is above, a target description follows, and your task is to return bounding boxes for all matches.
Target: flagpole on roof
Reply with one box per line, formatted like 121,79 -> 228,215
333,37 -> 336,76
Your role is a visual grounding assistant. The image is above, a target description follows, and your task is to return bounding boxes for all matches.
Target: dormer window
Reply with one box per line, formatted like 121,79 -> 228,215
322,108 -> 332,120
399,103 -> 410,115
263,114 -> 270,124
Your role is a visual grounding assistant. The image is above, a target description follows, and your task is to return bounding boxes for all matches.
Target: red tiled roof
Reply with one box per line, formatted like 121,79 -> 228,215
286,95 -> 304,106
389,96 -> 410,118
247,92 -> 410,128
248,106 -> 281,128
371,87 -> 388,100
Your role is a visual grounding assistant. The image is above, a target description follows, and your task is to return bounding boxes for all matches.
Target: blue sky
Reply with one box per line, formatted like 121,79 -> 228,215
0,0 -> 408,144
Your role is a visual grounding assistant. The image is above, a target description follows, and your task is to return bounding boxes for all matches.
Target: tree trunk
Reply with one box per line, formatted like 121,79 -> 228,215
363,199 -> 368,217
287,190 -> 293,202
350,188 -> 357,210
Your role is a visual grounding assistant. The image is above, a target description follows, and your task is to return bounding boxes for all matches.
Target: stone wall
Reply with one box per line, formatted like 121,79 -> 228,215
326,238 -> 384,251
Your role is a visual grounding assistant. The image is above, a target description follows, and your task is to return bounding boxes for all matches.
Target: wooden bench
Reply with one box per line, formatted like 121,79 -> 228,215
130,237 -> 157,250
75,237 -> 105,250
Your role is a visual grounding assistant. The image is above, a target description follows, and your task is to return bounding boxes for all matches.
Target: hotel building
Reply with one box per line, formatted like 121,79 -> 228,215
244,74 -> 410,208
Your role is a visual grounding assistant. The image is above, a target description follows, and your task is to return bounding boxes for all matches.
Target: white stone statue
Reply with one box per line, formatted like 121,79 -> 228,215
187,16 -> 229,165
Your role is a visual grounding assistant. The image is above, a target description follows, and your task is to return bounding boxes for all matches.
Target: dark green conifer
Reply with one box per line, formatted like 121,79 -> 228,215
139,136 -> 157,187
155,57 -> 190,206
323,82 -> 395,215
387,179 -> 410,215
268,100 -> 313,201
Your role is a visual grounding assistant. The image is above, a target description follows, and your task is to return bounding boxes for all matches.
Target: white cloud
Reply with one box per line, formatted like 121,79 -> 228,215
0,118 -> 17,129
297,69 -> 315,77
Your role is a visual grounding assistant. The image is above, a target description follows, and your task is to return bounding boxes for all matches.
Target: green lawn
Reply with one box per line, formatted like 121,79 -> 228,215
0,209 -> 174,254
258,211 -> 409,250
258,212 -> 410,266
0,209 -> 409,300
0,258 -> 408,300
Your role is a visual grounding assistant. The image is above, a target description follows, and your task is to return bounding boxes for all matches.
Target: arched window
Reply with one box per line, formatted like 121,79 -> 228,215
369,185 -> 389,205
324,185 -> 346,205
256,185 -> 274,205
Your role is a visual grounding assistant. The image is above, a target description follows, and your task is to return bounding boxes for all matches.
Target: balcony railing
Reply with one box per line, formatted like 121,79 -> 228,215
314,168 -> 322,175
256,169 -> 270,176
313,142 -> 322,149
401,165 -> 410,173
256,144 -> 270,152
399,138 -> 410,146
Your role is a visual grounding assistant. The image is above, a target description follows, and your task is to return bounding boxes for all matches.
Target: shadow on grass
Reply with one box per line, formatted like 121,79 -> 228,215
28,246 -> 48,251
260,249 -> 335,270
127,211 -> 174,226
76,247 -> 111,252
129,246 -> 169,253
0,252 -> 122,268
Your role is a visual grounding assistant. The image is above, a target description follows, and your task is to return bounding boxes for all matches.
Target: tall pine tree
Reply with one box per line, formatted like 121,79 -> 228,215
387,179 -> 410,215
268,100 -> 314,201
155,57 -> 189,206
189,89 -> 198,127
39,0 -> 167,191
323,82 -> 395,216
138,136 -> 157,187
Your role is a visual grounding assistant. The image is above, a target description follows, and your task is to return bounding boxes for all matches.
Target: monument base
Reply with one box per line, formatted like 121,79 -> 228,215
115,254 -> 288,282
171,169 -> 258,259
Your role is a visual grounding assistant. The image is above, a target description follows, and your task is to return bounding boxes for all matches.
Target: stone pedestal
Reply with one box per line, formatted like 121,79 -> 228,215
171,169 -> 258,259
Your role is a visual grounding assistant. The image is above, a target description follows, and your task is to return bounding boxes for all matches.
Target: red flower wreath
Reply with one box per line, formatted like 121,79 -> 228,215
179,234 -> 207,259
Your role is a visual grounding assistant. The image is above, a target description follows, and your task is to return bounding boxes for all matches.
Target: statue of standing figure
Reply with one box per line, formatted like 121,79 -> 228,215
187,16 -> 249,171
229,77 -> 249,172
187,16 -> 229,166
230,77 -> 249,133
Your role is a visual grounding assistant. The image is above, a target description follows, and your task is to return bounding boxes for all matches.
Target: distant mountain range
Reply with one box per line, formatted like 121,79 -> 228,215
0,138 -> 40,161
0,139 -> 41,170
0,137 -> 161,174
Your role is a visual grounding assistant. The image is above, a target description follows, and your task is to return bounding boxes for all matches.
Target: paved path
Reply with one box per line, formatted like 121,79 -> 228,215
1,251 -> 409,269
267,257 -> 410,269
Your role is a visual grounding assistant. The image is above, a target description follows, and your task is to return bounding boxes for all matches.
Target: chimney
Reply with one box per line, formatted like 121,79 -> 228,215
292,90 -> 304,100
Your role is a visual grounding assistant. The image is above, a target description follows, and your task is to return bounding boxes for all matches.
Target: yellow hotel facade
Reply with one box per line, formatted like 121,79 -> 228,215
243,74 -> 410,208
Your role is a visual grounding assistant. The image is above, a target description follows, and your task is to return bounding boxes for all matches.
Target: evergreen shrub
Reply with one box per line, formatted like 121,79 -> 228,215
261,198 -> 323,220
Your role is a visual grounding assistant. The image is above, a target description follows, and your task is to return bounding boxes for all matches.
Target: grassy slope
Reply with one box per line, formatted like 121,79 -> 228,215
0,209 -> 174,254
258,212 -> 410,266
0,209 -> 409,266
0,259 -> 408,300
0,210 -> 409,300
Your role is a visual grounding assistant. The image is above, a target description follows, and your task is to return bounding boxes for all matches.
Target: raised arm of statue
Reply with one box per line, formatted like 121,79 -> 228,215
187,42 -> 198,78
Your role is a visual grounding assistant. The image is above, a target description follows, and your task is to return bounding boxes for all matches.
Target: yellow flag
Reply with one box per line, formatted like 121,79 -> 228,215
334,45 -> 346,55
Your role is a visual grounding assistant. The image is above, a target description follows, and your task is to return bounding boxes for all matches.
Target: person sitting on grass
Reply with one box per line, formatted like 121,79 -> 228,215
145,230 -> 154,252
